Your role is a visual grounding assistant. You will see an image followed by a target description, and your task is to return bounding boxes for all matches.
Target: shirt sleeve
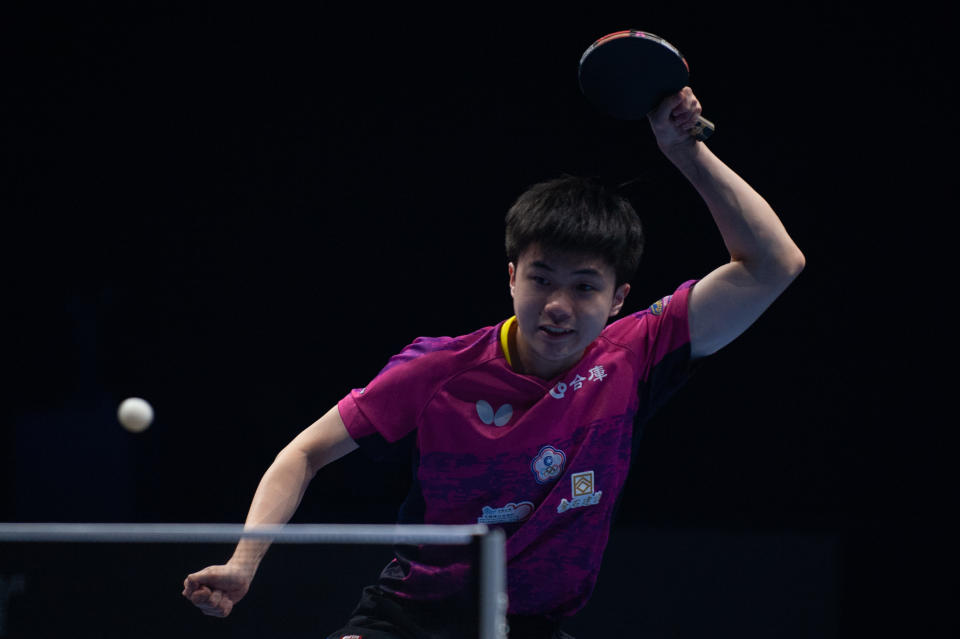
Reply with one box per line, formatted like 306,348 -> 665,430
606,279 -> 700,427
337,337 -> 452,461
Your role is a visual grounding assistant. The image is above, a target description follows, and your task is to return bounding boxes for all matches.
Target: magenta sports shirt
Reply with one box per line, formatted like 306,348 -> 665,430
338,280 -> 698,618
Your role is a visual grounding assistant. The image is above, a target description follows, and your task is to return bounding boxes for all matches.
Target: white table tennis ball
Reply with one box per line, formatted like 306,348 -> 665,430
118,397 -> 154,433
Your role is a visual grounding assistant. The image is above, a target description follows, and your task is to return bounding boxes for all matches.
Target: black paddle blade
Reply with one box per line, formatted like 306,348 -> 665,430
579,32 -> 690,121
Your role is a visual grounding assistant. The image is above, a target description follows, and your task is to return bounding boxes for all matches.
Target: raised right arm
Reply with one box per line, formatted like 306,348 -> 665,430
182,405 -> 358,617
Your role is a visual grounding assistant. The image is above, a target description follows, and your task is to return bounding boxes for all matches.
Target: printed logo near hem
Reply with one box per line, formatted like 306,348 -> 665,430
477,501 -> 535,524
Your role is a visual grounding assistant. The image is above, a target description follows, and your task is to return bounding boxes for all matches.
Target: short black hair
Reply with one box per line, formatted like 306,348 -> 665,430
505,175 -> 644,286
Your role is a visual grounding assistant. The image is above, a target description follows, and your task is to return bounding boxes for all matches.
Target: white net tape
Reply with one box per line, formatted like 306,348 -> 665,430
0,523 -> 488,545
0,523 -> 508,639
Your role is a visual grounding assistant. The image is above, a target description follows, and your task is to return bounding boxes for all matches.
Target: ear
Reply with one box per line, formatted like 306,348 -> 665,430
508,262 -> 516,297
609,283 -> 630,317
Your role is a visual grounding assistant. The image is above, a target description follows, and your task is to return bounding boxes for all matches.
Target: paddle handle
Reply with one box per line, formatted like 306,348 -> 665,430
690,115 -> 715,141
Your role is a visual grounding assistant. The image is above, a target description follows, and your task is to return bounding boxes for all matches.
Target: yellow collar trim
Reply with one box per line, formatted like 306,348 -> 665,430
500,316 -> 517,370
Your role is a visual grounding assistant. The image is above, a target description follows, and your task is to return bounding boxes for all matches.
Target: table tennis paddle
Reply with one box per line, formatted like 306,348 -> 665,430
579,30 -> 715,140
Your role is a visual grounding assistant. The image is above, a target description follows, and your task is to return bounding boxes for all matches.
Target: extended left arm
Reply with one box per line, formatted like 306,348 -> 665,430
650,89 -> 806,358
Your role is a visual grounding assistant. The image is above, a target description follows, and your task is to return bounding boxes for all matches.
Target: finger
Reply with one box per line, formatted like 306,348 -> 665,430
649,90 -> 685,121
676,113 -> 700,131
688,98 -> 702,117
192,589 -> 225,616
673,103 -> 703,131
671,87 -> 700,112
671,109 -> 694,127
189,585 -> 212,605
201,592 -> 233,618
202,605 -> 227,618
185,565 -> 227,592
184,571 -> 206,591
671,102 -> 698,119
671,96 -> 700,117
187,566 -> 219,581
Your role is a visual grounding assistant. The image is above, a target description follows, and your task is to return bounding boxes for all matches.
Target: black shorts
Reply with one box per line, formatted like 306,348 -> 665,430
326,585 -> 576,639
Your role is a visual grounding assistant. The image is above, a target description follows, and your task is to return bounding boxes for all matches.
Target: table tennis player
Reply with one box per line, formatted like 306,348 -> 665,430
182,87 -> 805,638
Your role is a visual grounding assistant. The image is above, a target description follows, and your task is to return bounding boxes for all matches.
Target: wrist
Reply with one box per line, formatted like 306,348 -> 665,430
659,137 -> 703,168
228,545 -> 265,578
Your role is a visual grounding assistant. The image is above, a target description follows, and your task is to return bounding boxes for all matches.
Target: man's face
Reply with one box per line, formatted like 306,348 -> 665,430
509,243 -> 629,380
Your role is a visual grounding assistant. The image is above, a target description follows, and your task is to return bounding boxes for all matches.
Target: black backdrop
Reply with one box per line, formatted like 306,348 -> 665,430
2,1 -> 951,637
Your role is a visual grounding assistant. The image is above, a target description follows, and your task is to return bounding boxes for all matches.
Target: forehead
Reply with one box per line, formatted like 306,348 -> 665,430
517,243 -> 615,278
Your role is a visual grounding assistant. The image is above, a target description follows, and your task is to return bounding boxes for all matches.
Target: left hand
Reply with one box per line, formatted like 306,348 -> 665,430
647,87 -> 703,155
182,562 -> 252,617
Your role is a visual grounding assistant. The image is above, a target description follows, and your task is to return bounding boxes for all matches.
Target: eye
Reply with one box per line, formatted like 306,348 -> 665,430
577,283 -> 598,292
531,276 -> 550,286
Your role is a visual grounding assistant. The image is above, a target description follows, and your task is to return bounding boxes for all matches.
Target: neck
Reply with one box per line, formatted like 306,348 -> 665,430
510,322 -> 575,380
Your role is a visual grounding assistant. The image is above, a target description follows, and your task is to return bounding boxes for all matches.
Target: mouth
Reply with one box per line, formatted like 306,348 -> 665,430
539,325 -> 575,338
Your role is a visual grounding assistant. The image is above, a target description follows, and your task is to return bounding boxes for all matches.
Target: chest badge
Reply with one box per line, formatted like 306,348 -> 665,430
531,445 -> 566,484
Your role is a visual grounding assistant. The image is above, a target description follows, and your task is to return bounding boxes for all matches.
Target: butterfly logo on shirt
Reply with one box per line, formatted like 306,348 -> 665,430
475,400 -> 514,427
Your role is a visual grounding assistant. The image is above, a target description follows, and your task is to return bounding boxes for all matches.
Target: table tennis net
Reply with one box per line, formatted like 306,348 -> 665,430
0,523 -> 507,639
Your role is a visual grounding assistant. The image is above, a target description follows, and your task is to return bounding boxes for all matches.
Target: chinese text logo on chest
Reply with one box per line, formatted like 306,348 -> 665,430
549,365 -> 608,399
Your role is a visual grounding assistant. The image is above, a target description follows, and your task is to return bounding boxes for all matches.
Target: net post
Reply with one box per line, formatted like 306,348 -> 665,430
477,526 -> 507,639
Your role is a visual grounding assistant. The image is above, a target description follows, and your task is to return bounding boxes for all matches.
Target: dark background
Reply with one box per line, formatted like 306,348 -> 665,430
1,1 -> 951,637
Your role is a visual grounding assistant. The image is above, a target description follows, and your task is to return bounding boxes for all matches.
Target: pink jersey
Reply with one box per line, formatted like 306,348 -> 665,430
338,280 -> 697,617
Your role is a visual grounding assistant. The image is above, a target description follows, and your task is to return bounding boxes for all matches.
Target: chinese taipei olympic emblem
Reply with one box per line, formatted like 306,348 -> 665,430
531,445 -> 566,484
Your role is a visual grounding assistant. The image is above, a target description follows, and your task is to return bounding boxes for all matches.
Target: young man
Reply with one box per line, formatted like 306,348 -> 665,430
182,88 -> 805,638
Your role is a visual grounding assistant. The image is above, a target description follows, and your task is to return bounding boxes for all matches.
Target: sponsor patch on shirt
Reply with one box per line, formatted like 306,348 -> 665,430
558,470 -> 602,513
649,294 -> 672,316
531,445 -> 566,484
549,365 -> 609,399
477,501 -> 534,524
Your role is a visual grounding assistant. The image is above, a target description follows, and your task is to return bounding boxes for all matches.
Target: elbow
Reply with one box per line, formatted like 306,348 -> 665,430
740,245 -> 805,286
768,248 -> 805,288
785,246 -> 806,279
274,445 -> 318,481
771,247 -> 806,293
770,240 -> 806,282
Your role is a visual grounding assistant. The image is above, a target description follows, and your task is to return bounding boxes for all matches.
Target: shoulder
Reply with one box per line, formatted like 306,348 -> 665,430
374,322 -> 504,380
599,280 -> 697,356
339,322 -> 507,444
605,281 -> 695,334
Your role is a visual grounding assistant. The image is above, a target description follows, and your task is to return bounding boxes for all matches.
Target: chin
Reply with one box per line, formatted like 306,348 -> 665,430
538,340 -> 584,363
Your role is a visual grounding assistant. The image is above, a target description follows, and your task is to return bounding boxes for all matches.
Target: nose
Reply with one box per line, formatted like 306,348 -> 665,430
543,290 -> 573,324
